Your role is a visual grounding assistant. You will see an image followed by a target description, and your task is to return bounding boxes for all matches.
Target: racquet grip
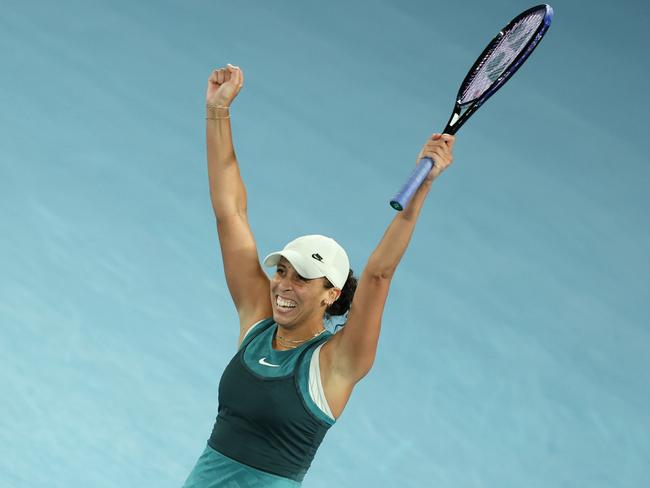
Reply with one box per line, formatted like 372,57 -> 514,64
389,157 -> 434,211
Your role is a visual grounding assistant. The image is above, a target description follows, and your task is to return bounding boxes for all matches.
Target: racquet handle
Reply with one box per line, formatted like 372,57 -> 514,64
389,157 -> 434,211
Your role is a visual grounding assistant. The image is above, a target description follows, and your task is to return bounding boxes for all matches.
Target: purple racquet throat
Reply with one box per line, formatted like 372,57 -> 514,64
390,4 -> 554,211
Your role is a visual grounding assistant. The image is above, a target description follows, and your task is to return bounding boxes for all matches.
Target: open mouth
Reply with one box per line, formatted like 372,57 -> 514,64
276,295 -> 297,312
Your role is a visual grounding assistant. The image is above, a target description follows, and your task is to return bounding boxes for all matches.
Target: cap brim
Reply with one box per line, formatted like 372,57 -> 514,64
262,249 -> 324,280
262,252 -> 282,268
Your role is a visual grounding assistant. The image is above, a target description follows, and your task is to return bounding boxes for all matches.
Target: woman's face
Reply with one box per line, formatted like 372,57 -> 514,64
269,257 -> 334,328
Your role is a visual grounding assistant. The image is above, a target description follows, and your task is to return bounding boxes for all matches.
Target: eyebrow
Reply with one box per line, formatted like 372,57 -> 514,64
276,264 -> 310,281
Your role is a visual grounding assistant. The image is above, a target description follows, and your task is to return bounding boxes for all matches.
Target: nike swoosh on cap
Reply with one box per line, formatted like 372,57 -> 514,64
258,357 -> 280,367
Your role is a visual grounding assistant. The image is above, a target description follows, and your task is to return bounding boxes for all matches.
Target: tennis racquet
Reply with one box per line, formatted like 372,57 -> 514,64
390,4 -> 554,211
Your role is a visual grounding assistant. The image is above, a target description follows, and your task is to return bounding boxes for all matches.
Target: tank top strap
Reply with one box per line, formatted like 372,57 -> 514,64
239,317 -> 275,351
293,333 -> 331,374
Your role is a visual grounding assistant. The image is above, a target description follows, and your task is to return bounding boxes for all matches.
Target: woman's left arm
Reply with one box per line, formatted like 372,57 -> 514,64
327,133 -> 456,383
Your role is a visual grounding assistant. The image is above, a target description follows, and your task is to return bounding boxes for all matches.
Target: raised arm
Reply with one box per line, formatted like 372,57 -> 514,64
206,65 -> 272,332
327,133 -> 456,383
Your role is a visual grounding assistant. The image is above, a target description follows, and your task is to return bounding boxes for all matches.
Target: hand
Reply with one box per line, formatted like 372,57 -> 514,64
416,133 -> 455,183
206,64 -> 244,107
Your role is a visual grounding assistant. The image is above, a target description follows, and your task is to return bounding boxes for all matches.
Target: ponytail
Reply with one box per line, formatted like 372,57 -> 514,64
324,269 -> 357,319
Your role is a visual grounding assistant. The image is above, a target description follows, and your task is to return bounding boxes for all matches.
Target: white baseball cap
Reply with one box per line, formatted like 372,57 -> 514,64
263,235 -> 350,289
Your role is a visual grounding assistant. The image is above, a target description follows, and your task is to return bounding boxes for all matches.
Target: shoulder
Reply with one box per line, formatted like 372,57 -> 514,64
238,317 -> 274,348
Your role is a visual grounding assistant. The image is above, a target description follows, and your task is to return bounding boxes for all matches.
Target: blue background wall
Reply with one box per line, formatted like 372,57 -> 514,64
1,1 -> 648,486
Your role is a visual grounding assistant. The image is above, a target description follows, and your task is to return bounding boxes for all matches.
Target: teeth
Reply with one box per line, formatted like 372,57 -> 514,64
276,296 -> 297,309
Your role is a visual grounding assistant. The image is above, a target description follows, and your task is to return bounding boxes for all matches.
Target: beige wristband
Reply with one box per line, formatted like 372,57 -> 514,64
206,103 -> 230,120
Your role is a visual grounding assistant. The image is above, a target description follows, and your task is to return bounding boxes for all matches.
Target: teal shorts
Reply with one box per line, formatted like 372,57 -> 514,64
182,444 -> 302,488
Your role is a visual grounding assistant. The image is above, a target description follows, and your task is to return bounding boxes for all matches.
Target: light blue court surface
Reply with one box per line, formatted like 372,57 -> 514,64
1,1 -> 649,487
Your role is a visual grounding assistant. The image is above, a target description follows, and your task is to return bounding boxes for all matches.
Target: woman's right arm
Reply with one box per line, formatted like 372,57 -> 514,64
205,65 -> 272,334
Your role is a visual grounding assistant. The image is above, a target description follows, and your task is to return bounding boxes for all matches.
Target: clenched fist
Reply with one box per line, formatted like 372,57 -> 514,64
206,64 -> 244,108
416,133 -> 455,184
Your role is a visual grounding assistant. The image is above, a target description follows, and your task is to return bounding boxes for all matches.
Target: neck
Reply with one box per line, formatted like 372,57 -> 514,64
273,317 -> 326,349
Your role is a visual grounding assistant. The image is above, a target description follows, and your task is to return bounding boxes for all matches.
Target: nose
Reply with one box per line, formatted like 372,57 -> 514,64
274,274 -> 292,291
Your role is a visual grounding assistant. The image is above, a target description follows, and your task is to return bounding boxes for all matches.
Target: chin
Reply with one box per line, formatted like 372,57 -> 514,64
271,308 -> 284,323
272,310 -> 297,328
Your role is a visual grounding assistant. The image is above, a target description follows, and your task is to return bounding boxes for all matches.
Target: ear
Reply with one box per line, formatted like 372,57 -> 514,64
326,288 -> 342,305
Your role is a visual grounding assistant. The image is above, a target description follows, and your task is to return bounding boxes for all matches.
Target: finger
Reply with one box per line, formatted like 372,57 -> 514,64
425,140 -> 451,157
225,63 -> 235,81
426,137 -> 448,147
429,148 -> 447,164
216,69 -> 225,84
440,133 -> 455,148
432,150 -> 452,167
226,64 -> 243,87
426,148 -> 450,167
233,66 -> 243,87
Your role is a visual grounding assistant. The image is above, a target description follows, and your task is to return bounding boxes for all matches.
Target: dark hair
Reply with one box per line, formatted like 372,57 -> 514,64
323,269 -> 357,319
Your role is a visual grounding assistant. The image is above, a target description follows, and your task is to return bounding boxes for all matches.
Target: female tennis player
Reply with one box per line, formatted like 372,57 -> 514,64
182,64 -> 455,488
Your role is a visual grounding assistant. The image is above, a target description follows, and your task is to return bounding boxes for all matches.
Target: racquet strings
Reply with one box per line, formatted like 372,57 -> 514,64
460,9 -> 546,104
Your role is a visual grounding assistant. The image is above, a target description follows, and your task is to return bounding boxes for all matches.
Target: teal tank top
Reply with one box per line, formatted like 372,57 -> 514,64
208,318 -> 335,482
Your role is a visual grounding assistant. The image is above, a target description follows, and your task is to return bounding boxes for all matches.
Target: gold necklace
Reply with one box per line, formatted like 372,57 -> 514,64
276,328 -> 327,349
